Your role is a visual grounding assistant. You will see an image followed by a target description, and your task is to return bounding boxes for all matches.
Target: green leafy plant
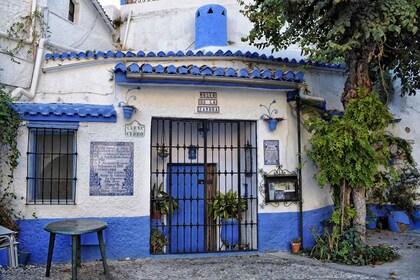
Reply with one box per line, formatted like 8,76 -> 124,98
208,190 -> 248,220
311,226 -> 397,265
151,182 -> 179,216
0,86 -> 22,231
292,237 -> 301,243
150,229 -> 168,254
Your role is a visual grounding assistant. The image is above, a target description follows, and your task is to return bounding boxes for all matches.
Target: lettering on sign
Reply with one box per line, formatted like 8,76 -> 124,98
197,91 -> 220,113
125,120 -> 145,137
89,142 -> 134,196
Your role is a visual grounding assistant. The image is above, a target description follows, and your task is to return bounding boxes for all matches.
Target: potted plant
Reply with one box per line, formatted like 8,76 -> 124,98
208,190 -> 248,249
118,94 -> 138,120
290,237 -> 302,254
151,182 -> 179,221
387,165 -> 420,232
260,100 -> 285,131
150,228 -> 168,254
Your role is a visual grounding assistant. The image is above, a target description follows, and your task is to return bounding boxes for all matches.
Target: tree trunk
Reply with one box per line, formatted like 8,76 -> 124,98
352,187 -> 366,242
341,43 -> 376,242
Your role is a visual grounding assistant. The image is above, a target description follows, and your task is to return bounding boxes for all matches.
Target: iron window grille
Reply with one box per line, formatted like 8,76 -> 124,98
150,118 -> 258,254
27,128 -> 77,204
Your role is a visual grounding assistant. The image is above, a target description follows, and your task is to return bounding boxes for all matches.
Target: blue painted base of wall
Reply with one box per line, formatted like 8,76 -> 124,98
0,205 -> 334,265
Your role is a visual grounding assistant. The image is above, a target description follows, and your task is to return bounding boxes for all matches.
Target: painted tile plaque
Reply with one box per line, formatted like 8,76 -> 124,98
264,140 -> 279,165
90,142 -> 134,196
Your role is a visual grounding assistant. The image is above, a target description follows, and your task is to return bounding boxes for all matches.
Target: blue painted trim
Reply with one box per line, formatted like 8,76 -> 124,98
9,205 -> 336,265
26,121 -> 79,129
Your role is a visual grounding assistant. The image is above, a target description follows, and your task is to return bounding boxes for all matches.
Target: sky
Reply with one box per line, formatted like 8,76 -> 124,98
98,0 -> 120,8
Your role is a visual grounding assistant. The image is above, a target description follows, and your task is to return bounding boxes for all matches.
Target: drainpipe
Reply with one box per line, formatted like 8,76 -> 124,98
11,38 -> 46,100
122,10 -> 132,49
30,0 -> 38,42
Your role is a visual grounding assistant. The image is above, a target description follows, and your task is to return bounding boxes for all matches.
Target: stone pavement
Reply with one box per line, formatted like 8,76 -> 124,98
1,229 -> 419,280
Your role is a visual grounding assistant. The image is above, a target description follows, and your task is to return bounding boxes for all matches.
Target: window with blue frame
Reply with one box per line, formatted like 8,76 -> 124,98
27,126 -> 77,204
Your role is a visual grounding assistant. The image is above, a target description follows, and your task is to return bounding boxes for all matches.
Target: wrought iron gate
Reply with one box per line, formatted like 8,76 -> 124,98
150,118 -> 258,254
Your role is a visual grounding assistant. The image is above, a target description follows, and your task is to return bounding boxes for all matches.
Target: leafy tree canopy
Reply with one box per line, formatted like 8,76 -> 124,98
240,0 -> 419,96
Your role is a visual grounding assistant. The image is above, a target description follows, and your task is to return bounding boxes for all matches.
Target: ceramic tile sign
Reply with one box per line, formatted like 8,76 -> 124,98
90,142 -> 134,196
264,140 -> 279,165
125,120 -> 145,137
197,92 -> 220,113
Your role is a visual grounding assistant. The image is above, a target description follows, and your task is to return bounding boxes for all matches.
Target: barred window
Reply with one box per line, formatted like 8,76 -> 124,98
68,0 -> 75,22
27,127 -> 77,204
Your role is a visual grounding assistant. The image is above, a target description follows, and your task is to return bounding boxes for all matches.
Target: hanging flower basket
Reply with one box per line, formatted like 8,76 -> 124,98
260,100 -> 285,132
122,105 -> 137,120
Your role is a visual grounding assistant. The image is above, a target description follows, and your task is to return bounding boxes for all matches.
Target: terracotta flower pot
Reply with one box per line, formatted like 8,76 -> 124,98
291,242 -> 301,254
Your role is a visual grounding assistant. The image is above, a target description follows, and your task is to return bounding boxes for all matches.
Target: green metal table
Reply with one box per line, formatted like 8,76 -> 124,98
44,219 -> 108,280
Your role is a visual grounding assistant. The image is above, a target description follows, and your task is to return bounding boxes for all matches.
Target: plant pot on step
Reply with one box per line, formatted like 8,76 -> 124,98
221,218 -> 239,249
290,238 -> 302,254
388,211 -> 410,232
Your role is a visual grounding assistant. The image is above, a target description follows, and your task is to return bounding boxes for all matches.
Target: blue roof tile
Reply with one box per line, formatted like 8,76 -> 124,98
114,63 -> 127,73
178,65 -> 188,74
106,51 -> 114,58
200,66 -> 213,76
225,68 -> 236,77
61,52 -> 69,60
14,103 -> 117,123
238,68 -> 249,78
114,63 -> 305,84
142,64 -> 153,73
261,70 -> 272,79
44,49 -> 343,70
128,63 -> 140,73
96,51 -> 105,58
250,69 -> 261,79
166,65 -> 177,74
274,70 -> 284,80
115,51 -> 124,58
214,67 -> 225,76
53,53 -> 61,60
155,65 -> 164,73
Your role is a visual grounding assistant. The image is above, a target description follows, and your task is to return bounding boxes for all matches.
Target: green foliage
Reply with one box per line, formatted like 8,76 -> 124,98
208,190 -> 248,220
151,182 -> 179,216
311,226 -> 398,265
3,9 -> 50,62
150,229 -> 168,254
305,90 -> 394,191
240,0 -> 419,95
0,86 -> 22,231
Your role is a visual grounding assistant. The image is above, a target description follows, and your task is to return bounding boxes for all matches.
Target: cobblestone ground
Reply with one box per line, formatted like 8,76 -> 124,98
1,229 -> 419,280
1,253 -> 375,280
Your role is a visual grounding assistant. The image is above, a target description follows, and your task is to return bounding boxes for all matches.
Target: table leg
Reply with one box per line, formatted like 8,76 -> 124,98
77,235 -> 81,267
45,233 -> 56,277
97,230 -> 109,275
72,235 -> 78,280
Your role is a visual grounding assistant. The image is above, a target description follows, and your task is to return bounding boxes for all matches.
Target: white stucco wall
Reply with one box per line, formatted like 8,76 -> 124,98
9,55 -> 349,220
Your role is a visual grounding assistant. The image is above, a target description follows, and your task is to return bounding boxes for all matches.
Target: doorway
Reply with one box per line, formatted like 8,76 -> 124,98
150,118 -> 258,254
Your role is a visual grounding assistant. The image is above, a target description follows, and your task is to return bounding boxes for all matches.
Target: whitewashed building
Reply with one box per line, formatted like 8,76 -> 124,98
0,0 -> 418,265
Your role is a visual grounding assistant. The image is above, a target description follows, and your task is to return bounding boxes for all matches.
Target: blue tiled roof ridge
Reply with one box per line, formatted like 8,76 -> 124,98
14,103 -> 117,118
44,49 -> 346,71
115,63 -> 305,83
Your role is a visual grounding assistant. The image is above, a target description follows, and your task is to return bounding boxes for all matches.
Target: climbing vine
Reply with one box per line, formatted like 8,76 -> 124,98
0,86 -> 22,231
3,8 -> 49,62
